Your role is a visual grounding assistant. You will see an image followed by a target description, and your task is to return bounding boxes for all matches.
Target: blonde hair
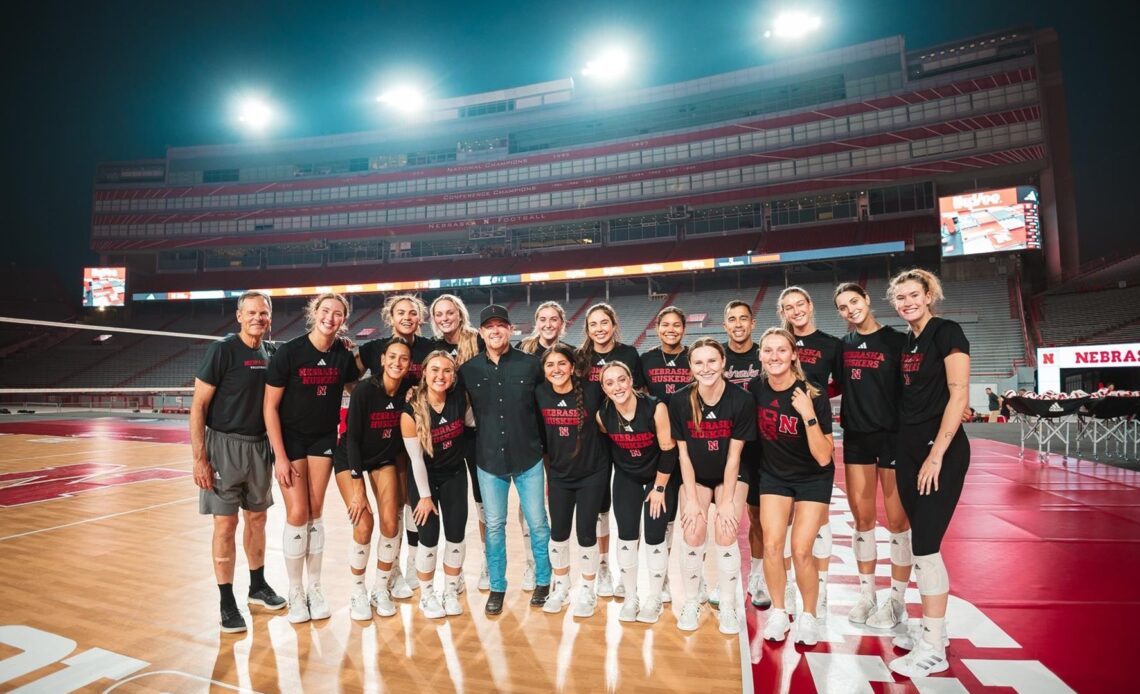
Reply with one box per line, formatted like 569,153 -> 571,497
575,303 -> 622,378
887,268 -> 944,314
304,292 -> 350,335
519,301 -> 567,354
757,327 -> 820,398
777,286 -> 814,334
407,350 -> 458,456
429,294 -> 480,364
687,337 -> 726,433
383,294 -> 426,336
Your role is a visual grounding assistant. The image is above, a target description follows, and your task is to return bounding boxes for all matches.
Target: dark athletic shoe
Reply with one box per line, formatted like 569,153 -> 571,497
248,585 -> 287,610
221,606 -> 247,633
485,590 -> 506,616
529,585 -> 550,607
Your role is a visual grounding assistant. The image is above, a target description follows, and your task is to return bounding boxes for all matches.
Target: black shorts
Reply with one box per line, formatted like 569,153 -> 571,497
743,443 -> 763,507
696,468 -> 748,492
843,430 -> 897,469
282,429 -> 338,462
332,444 -> 397,477
757,469 -> 832,504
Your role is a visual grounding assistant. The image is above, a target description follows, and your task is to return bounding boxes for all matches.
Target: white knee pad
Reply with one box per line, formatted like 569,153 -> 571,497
783,527 -> 793,558
914,552 -> 950,596
549,540 -> 571,571
853,529 -> 877,563
475,501 -> 485,525
416,544 -> 438,576
579,543 -> 600,576
349,541 -> 370,571
376,532 -> 399,564
812,523 -> 832,559
307,519 -> 325,556
283,523 -> 308,559
890,530 -> 913,566
616,540 -> 638,566
444,541 -> 466,570
596,511 -> 610,538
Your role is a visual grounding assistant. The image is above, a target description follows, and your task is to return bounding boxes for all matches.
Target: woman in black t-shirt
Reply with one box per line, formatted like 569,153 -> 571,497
884,269 -> 971,679
518,301 -> 575,354
749,328 -> 835,647
332,337 -> 411,621
833,282 -> 913,631
640,305 -> 690,404
536,344 -> 610,618
574,302 -> 643,598
597,360 -> 678,624
668,337 -> 756,636
400,351 -> 473,620
264,292 -> 361,625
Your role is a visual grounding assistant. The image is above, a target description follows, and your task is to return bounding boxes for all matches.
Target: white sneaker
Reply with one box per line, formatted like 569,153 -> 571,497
349,591 -> 372,621
405,569 -> 421,592
677,598 -> 701,631
596,564 -> 614,597
307,584 -> 331,621
478,562 -> 490,591
287,587 -> 310,624
707,586 -> 720,607
543,586 -> 570,614
637,596 -> 664,624
697,577 -> 709,605
573,586 -> 598,618
793,613 -> 819,646
848,593 -> 877,625
816,588 -> 828,620
390,569 -> 414,600
762,609 -> 790,641
442,589 -> 462,616
718,605 -> 741,635
522,560 -> 536,591
371,587 -> 397,617
619,595 -> 640,622
892,622 -> 950,651
866,597 -> 904,629
889,637 -> 949,677
660,575 -> 672,604
748,572 -> 771,608
614,581 -> 626,598
419,591 -> 446,619
784,582 -> 797,617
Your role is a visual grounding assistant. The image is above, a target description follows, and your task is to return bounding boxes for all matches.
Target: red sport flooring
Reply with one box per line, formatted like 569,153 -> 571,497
0,418 -> 1130,692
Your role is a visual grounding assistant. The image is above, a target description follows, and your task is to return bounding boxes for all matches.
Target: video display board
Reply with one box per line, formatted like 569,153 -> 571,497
83,267 -> 126,307
939,186 -> 1040,257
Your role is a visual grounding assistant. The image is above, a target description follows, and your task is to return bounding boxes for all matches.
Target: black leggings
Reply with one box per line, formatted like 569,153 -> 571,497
612,467 -> 679,544
548,471 -> 609,547
896,420 -> 970,556
407,466 -> 469,546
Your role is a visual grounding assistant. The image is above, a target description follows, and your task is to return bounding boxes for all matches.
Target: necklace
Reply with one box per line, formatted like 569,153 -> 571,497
615,401 -> 636,432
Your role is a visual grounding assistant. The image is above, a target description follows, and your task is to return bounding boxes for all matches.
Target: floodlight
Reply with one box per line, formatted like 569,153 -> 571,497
582,48 -> 630,81
770,11 -> 822,40
377,86 -> 427,115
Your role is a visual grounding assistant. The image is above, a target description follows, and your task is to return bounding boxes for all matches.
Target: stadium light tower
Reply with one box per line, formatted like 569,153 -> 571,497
582,48 -> 631,82
377,85 -> 427,116
765,10 -> 823,40
236,97 -> 275,132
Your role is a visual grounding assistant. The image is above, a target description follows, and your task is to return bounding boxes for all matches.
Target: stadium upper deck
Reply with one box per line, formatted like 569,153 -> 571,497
91,27 -> 1076,291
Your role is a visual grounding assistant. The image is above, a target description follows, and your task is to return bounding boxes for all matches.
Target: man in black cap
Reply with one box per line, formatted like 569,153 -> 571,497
460,305 -> 552,614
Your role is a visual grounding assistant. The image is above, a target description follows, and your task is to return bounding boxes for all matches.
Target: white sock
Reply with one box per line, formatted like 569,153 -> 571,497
859,573 -> 875,597
645,541 -> 668,598
283,522 -> 308,591
580,544 -> 600,592
375,532 -> 398,589
750,556 -> 762,576
681,539 -> 704,603
445,573 -> 460,595
305,519 -> 325,586
616,539 -> 638,598
891,578 -> 908,604
922,615 -> 946,651
715,542 -> 741,610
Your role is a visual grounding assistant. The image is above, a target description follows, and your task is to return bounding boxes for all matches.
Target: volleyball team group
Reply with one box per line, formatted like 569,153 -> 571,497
192,267 -> 970,679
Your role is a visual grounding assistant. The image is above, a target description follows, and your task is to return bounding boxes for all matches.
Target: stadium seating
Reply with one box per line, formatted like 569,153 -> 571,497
1037,286 -> 1140,346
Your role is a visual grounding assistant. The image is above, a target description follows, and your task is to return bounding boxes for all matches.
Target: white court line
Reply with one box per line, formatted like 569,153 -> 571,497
103,669 -> 262,693
0,442 -> 172,463
0,495 -> 196,542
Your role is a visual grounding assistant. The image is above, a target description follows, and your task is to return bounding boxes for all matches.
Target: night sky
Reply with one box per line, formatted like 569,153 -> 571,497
5,0 -> 1136,289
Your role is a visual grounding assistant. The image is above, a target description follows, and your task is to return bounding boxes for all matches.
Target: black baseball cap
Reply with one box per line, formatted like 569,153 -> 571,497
479,304 -> 511,326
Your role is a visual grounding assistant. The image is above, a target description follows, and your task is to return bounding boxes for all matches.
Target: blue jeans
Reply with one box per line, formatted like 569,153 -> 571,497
477,460 -> 551,592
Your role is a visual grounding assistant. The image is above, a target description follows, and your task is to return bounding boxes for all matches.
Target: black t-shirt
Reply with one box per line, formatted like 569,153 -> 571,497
403,389 -> 468,475
599,395 -> 668,478
722,341 -> 762,389
839,326 -> 907,433
750,377 -> 834,482
340,378 -> 410,477
536,380 -> 609,481
266,334 -> 361,437
583,343 -> 646,389
794,330 -> 843,392
640,347 -> 690,403
668,381 -> 757,482
196,334 -> 270,436
360,334 -> 438,383
438,334 -> 486,361
901,317 -> 970,425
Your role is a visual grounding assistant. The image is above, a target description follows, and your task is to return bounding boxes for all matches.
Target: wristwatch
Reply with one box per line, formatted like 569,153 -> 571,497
806,417 -> 819,427
654,485 -> 665,493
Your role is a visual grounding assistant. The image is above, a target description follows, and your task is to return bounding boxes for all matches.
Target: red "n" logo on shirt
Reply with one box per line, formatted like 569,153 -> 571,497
778,415 -> 799,435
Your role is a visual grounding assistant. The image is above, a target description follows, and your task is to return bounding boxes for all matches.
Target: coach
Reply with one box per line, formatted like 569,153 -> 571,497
191,290 -> 286,633
460,305 -> 552,614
